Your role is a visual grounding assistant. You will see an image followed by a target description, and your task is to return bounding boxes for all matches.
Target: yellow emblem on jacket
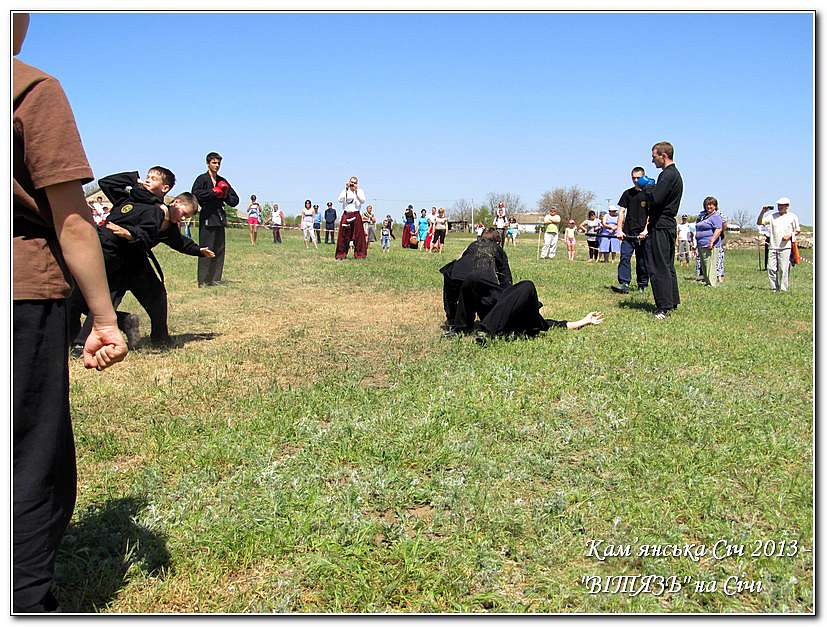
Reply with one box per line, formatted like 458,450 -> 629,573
121,204 -> 133,214
640,201 -> 647,209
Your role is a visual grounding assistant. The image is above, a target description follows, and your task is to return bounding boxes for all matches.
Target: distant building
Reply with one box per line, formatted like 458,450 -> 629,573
513,212 -> 545,233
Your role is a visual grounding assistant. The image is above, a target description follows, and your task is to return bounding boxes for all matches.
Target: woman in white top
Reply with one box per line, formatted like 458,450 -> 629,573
431,207 -> 449,253
270,203 -> 284,244
336,176 -> 368,259
301,199 -> 318,250
579,210 -> 601,262
247,194 -> 262,246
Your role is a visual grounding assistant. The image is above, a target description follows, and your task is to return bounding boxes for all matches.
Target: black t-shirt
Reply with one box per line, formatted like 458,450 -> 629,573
617,186 -> 648,236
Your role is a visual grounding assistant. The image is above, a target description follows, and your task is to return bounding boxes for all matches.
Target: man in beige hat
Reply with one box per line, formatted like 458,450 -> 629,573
757,197 -> 800,292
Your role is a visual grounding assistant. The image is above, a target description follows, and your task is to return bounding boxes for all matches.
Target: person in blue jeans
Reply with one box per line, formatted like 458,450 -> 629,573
612,166 -> 650,293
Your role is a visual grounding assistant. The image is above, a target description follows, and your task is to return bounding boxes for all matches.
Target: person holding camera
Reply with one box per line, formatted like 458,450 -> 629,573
335,176 -> 367,260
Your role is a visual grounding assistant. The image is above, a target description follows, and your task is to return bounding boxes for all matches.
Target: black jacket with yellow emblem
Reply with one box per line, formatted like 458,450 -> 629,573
97,171 -> 202,282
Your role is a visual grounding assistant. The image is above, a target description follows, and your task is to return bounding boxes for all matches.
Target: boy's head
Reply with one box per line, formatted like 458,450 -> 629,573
143,166 -> 175,197
169,192 -> 199,224
206,152 -> 222,174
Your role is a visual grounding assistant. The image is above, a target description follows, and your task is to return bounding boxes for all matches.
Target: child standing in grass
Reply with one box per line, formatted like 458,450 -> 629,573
381,215 -> 395,252
564,219 -> 577,261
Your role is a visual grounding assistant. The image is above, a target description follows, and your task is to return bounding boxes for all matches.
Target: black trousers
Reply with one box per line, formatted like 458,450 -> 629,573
71,257 -> 170,346
325,223 -> 336,244
14,300 -> 76,612
644,228 -> 680,310
444,275 -> 501,331
198,224 -> 225,285
272,226 -> 282,244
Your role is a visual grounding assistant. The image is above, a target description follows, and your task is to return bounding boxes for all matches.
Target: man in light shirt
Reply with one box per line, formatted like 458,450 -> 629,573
757,197 -> 800,292
540,206 -> 561,259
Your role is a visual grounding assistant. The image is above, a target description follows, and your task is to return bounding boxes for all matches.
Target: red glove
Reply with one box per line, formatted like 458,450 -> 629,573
217,180 -> 230,193
212,185 -> 226,199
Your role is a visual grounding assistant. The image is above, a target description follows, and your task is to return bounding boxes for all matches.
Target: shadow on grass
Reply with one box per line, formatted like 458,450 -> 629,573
138,331 -> 220,351
617,300 -> 658,313
55,496 -> 171,613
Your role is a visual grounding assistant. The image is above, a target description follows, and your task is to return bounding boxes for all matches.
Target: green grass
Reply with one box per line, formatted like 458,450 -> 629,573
60,227 -> 813,613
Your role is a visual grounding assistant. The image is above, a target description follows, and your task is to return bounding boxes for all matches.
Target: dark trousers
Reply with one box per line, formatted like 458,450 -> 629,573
14,300 -> 76,612
272,226 -> 282,244
325,223 -> 336,244
198,224 -> 225,285
335,213 -> 368,260
70,258 -> 169,346
314,225 -> 321,243
587,239 -> 599,260
617,237 -> 649,288
453,278 -> 502,331
644,228 -> 680,310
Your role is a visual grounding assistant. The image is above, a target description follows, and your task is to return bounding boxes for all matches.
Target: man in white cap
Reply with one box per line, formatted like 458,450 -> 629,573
757,198 -> 800,292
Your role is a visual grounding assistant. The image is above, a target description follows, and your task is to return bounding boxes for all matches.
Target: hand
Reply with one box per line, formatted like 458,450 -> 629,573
200,247 -> 216,258
105,222 -> 133,240
638,228 -> 648,240
584,311 -> 604,326
782,234 -> 792,241
83,316 -> 128,371
212,185 -> 226,199
616,229 -> 625,240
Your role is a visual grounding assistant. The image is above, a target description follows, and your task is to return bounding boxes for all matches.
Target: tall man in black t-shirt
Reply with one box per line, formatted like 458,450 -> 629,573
612,166 -> 650,294
640,141 -> 683,319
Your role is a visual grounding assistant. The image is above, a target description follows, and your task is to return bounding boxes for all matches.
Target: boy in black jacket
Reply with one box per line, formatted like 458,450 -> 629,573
69,168 -> 213,350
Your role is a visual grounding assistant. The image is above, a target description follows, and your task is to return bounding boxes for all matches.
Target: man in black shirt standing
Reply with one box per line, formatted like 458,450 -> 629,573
640,141 -> 683,319
192,151 -> 239,287
612,166 -> 650,293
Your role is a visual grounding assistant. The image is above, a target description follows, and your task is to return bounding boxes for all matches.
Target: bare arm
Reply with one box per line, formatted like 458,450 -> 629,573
46,181 -> 127,370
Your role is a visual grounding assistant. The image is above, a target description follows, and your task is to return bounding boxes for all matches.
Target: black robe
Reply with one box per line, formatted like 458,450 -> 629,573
440,239 -> 565,336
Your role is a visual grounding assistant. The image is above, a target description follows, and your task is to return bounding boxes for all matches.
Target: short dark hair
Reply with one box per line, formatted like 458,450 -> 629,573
148,166 -> 175,189
206,152 -> 222,163
652,142 -> 674,159
703,196 -> 718,209
174,191 -> 199,213
251,194 -> 257,201
631,166 -> 645,175
588,210 -> 596,218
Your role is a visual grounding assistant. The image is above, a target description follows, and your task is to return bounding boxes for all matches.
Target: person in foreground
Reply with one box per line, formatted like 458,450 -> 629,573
13,13 -> 127,613
440,229 -> 604,343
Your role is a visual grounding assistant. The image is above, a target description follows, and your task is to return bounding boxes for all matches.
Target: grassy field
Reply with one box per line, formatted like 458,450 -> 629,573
61,227 -> 813,613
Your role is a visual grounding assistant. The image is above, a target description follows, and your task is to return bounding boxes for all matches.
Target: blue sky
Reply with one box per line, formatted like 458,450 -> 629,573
17,11 -> 814,224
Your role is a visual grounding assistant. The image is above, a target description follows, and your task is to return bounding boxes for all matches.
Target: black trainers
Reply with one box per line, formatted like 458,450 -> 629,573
654,309 -> 671,320
611,284 -> 630,294
70,344 -> 84,359
122,314 -> 141,349
473,331 -> 489,346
